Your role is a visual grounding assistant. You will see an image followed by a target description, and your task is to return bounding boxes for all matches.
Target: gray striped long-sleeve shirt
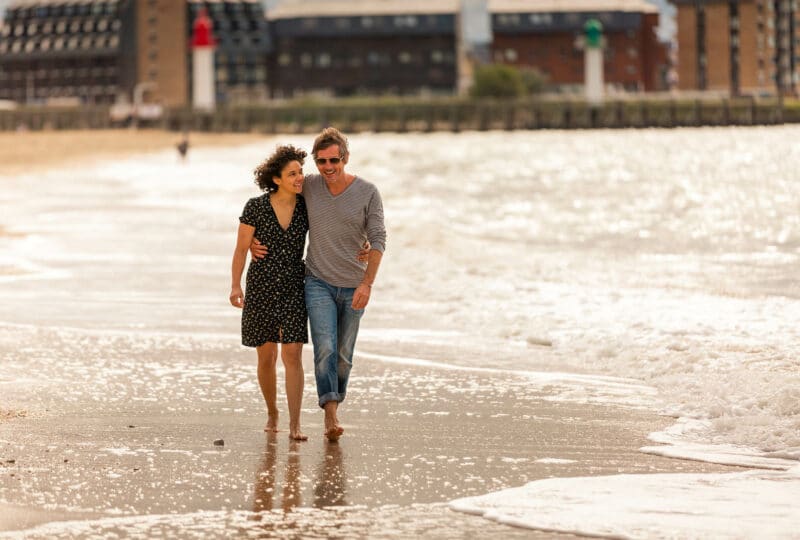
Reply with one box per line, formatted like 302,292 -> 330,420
302,174 -> 386,288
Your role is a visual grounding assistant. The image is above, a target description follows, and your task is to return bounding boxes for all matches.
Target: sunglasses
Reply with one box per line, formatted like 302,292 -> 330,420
314,157 -> 342,165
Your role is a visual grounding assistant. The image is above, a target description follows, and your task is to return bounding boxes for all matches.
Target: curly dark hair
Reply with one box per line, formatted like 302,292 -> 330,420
253,144 -> 307,192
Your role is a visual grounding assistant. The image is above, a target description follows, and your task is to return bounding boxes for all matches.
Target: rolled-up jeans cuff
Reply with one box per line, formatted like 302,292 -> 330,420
318,391 -> 341,408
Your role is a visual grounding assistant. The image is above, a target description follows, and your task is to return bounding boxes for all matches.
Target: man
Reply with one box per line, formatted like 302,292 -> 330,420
251,127 -> 386,442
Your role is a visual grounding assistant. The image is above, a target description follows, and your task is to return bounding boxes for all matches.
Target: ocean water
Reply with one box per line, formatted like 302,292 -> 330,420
1,126 -> 799,538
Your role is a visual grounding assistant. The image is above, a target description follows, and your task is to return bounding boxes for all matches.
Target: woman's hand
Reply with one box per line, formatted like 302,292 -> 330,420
356,240 -> 371,263
230,286 -> 244,308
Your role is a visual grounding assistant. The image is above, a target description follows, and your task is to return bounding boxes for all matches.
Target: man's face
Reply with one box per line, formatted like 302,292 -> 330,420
315,144 -> 347,184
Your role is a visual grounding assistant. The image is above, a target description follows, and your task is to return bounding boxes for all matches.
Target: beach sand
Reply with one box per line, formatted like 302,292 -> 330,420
0,338 -> 738,538
0,129 -> 263,176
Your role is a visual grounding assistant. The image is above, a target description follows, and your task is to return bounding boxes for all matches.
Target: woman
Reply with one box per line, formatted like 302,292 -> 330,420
230,145 -> 309,441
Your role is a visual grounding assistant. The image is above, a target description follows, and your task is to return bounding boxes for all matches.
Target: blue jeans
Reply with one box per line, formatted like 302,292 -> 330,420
304,275 -> 364,408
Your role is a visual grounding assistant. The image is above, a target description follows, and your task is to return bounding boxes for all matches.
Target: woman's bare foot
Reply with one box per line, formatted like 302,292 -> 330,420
264,411 -> 279,433
290,429 -> 308,441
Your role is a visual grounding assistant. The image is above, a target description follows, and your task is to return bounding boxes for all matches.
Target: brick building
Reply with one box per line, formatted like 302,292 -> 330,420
267,1 -> 458,98
490,0 -> 665,92
671,0 -> 798,95
269,0 -> 667,97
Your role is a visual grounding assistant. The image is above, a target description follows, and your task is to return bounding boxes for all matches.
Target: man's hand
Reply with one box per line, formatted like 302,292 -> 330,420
229,286 -> 244,308
352,283 -> 371,310
250,238 -> 268,259
356,241 -> 371,263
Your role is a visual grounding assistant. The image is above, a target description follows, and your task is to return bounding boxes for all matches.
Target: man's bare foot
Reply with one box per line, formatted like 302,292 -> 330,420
264,411 -> 279,433
325,425 -> 344,442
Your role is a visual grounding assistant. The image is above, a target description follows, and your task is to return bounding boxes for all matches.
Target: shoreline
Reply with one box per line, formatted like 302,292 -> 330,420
0,129 -> 265,176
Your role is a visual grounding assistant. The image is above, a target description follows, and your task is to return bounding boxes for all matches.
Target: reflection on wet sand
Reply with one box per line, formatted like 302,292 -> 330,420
251,435 -> 347,515
252,434 -> 302,513
314,442 -> 347,508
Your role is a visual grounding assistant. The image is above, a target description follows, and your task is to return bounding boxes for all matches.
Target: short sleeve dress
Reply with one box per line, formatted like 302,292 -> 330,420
239,193 -> 309,346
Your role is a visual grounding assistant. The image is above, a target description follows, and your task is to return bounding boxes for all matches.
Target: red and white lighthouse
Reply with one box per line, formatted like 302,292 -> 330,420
191,9 -> 217,110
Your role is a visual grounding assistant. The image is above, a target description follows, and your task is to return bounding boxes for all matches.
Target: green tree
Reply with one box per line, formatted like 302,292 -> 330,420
470,64 -> 525,98
470,64 -> 547,98
519,67 -> 547,95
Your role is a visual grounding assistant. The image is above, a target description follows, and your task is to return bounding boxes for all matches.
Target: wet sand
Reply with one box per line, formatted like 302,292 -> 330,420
0,335 -> 738,539
0,129 -> 263,176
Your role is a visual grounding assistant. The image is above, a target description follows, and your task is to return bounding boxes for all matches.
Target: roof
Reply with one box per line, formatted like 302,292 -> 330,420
269,0 -> 458,18
8,0 -> 114,6
491,0 -> 657,13
268,0 -> 658,19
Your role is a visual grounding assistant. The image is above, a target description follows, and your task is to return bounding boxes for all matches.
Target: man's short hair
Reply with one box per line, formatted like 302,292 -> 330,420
312,127 -> 349,159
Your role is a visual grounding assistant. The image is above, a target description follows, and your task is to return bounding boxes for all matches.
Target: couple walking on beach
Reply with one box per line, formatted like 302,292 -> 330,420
229,127 -> 386,443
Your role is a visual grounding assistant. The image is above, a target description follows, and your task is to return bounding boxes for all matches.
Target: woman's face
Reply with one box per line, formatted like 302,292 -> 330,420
274,160 -> 304,194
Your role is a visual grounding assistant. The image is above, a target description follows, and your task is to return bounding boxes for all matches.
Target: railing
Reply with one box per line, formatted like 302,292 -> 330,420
1,97 -> 797,132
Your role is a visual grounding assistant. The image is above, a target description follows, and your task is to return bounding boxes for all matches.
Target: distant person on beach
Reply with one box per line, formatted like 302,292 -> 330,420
251,127 -> 386,442
230,144 -> 310,441
176,133 -> 190,162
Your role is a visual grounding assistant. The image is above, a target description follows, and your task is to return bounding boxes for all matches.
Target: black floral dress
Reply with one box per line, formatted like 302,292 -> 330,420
239,193 -> 309,346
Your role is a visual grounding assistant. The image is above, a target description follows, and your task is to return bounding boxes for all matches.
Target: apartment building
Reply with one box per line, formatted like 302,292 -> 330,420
672,0 -> 798,95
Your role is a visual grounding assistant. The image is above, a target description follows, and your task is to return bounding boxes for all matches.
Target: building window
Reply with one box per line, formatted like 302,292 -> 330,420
431,50 -> 444,63
361,16 -> 374,28
318,53 -> 331,67
300,53 -> 312,68
528,13 -> 552,25
398,51 -> 412,64
505,48 -> 518,62
394,16 -> 418,28
367,51 -> 389,65
278,53 -> 291,66
498,14 -> 520,26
